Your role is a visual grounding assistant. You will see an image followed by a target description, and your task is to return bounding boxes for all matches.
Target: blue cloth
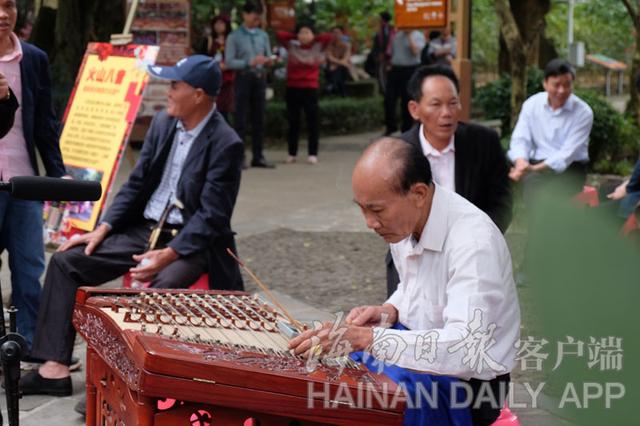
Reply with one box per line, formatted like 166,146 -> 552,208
351,324 -> 473,426
0,193 -> 45,347
616,159 -> 640,219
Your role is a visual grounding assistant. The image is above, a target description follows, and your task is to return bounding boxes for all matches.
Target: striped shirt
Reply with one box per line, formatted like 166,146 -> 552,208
143,106 -> 215,224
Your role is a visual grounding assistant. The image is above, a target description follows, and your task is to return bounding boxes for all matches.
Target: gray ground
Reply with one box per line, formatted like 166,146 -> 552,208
1,130 -> 567,425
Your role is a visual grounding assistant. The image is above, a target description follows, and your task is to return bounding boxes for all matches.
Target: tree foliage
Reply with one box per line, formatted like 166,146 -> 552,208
473,0 -> 635,71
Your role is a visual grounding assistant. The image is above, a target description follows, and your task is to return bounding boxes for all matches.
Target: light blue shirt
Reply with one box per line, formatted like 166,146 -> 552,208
390,30 -> 425,67
225,26 -> 272,71
508,92 -> 593,173
143,106 -> 216,224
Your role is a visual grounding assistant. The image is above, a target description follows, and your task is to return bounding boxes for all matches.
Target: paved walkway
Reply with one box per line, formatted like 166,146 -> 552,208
1,131 -> 569,425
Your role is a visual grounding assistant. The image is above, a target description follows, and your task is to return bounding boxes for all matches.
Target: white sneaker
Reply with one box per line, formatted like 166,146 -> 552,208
286,155 -> 297,164
307,155 -> 318,165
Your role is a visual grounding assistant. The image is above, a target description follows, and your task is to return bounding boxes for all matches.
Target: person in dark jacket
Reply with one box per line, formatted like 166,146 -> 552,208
0,3 -> 66,350
20,55 -> 244,396
386,65 -> 513,296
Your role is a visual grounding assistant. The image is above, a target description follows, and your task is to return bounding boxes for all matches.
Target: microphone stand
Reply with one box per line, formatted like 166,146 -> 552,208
0,274 -> 28,426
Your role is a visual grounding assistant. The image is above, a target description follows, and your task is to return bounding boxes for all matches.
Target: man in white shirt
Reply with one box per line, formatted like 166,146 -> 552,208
290,137 -> 521,425
508,58 -> 593,192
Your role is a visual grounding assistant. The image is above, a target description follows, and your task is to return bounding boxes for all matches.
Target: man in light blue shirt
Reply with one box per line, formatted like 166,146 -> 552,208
225,0 -> 275,168
508,59 -> 593,189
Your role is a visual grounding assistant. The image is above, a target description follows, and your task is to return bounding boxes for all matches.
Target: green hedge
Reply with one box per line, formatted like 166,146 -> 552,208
474,70 -> 639,174
263,96 -> 384,143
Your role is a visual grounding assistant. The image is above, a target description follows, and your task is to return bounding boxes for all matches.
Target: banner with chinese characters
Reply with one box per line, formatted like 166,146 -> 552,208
395,0 -> 448,29
52,43 -> 159,239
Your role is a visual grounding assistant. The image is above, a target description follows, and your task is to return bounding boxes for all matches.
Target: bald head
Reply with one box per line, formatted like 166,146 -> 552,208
355,137 -> 432,195
352,138 -> 433,243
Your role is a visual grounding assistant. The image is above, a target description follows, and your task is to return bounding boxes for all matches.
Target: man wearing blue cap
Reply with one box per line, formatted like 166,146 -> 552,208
19,55 -> 245,396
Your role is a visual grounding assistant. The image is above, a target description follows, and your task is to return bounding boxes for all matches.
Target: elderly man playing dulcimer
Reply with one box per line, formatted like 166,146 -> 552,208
290,137 -> 521,426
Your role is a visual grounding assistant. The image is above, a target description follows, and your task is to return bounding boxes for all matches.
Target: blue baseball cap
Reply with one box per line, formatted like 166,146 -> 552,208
147,55 -> 222,97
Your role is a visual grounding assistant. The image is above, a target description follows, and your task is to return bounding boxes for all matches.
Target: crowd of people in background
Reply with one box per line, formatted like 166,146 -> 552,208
193,4 -> 463,167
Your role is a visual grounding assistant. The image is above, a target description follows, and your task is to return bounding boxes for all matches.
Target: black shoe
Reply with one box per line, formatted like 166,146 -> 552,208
251,158 -> 276,169
74,396 -> 86,416
21,355 -> 82,372
19,370 -> 72,396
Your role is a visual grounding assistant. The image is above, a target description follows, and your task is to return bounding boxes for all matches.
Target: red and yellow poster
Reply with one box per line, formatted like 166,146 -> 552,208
395,0 -> 448,29
57,43 -> 159,233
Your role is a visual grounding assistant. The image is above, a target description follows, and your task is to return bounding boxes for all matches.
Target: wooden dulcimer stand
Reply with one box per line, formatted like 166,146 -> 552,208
73,288 -> 405,425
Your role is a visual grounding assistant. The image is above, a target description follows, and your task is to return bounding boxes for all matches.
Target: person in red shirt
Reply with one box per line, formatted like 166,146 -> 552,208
204,15 -> 235,122
277,22 -> 331,164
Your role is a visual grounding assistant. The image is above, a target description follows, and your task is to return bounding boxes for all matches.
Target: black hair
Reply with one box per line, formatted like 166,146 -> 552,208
243,1 -> 263,14
210,15 -> 231,37
428,30 -> 441,41
379,11 -> 392,23
544,58 -> 575,80
295,20 -> 315,34
407,65 -> 460,102
332,25 -> 344,32
386,138 -> 433,194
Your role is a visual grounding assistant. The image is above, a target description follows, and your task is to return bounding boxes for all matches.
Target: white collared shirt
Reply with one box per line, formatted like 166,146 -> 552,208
143,105 -> 216,224
507,92 -> 593,173
371,185 -> 520,380
419,124 -> 455,191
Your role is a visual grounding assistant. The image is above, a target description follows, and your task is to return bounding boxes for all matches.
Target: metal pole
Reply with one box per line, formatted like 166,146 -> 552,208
123,0 -> 140,36
567,0 -> 575,46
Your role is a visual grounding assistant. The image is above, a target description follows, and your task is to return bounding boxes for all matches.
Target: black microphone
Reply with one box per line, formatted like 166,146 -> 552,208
0,176 -> 102,201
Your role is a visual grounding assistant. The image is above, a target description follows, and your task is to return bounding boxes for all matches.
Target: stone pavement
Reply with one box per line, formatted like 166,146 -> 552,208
0,131 -> 569,425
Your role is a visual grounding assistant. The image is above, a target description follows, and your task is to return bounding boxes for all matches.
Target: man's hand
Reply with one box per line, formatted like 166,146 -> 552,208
607,180 -> 629,201
130,247 -> 179,282
0,72 -> 10,100
250,55 -> 269,67
345,303 -> 398,327
58,223 -> 110,255
509,158 -> 531,182
288,321 -> 373,357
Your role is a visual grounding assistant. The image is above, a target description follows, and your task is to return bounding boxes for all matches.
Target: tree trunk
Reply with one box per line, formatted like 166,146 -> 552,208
32,0 -> 124,114
628,29 -> 640,123
495,0 -> 550,130
510,50 -> 528,126
622,0 -> 640,124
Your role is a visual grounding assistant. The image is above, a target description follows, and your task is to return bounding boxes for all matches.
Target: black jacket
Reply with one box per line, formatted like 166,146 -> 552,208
400,122 -> 513,232
20,41 -> 65,177
386,122 -> 513,297
0,89 -> 18,138
102,109 -> 244,290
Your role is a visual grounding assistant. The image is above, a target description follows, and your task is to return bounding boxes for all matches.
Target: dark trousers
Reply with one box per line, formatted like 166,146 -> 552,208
384,65 -> 418,134
465,374 -> 511,426
325,66 -> 348,97
285,87 -> 319,157
30,222 -> 207,365
234,72 -> 266,162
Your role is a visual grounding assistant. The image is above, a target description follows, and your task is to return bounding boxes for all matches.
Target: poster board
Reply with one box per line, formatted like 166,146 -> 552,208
268,0 -> 296,32
51,43 -> 159,240
395,0 -> 448,29
130,0 -> 191,120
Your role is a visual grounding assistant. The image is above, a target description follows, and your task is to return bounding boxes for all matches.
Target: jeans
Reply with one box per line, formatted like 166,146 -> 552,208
0,193 -> 45,348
